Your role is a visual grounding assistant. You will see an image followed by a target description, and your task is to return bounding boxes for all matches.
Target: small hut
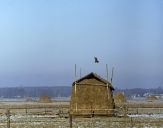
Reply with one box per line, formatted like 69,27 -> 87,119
114,92 -> 126,105
39,95 -> 52,103
70,72 -> 115,116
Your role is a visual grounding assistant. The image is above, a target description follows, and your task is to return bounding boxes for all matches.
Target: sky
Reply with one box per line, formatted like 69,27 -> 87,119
0,0 -> 163,88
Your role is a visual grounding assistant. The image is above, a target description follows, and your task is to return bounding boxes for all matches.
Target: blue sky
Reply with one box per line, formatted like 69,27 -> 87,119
0,0 -> 163,88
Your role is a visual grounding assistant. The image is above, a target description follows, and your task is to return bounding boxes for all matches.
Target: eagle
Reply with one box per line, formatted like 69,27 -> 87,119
94,57 -> 99,63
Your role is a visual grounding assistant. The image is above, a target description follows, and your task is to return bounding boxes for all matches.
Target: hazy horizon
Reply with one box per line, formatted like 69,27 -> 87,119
0,0 -> 163,89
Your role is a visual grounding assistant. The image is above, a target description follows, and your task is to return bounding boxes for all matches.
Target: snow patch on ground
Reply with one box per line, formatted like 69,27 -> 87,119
128,114 -> 163,118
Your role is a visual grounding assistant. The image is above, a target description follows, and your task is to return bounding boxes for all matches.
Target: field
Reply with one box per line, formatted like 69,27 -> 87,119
0,100 -> 163,128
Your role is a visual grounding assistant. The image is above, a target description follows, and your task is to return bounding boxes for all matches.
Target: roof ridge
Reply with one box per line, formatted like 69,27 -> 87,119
73,72 -> 114,90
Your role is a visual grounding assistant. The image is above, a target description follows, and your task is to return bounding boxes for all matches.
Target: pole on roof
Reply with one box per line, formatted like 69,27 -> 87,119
75,64 -> 77,81
106,64 -> 108,81
80,68 -> 82,78
74,64 -> 77,112
106,64 -> 110,112
111,67 -> 114,84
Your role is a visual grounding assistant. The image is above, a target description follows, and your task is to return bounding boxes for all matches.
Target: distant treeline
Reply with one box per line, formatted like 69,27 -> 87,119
0,86 -> 163,98
0,86 -> 71,98
115,87 -> 163,98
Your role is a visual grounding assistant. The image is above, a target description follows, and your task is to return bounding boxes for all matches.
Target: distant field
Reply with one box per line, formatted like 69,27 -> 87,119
127,99 -> 163,107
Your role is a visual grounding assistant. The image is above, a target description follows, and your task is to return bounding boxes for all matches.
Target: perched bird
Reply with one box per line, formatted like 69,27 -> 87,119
94,57 -> 99,63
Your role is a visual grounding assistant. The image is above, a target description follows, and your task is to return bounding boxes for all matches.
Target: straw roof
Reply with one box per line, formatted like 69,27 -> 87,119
73,72 -> 114,90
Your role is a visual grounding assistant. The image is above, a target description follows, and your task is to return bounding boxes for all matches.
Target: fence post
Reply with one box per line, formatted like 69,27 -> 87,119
45,108 -> 47,114
130,117 -> 133,127
6,109 -> 10,128
69,114 -> 72,128
25,105 -> 28,114
124,106 -> 128,117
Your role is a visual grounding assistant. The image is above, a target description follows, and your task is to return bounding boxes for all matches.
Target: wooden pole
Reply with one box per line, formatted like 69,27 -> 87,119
106,64 -> 110,114
25,104 -> 28,114
111,67 -> 114,83
45,108 -> 47,114
6,109 -> 10,128
69,114 -> 72,128
74,64 -> 77,112
75,64 -> 77,80
110,66 -> 115,114
80,68 -> 82,78
106,64 -> 108,81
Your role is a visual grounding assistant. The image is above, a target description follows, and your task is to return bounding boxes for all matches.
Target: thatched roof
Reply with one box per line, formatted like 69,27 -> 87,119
73,72 -> 114,90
